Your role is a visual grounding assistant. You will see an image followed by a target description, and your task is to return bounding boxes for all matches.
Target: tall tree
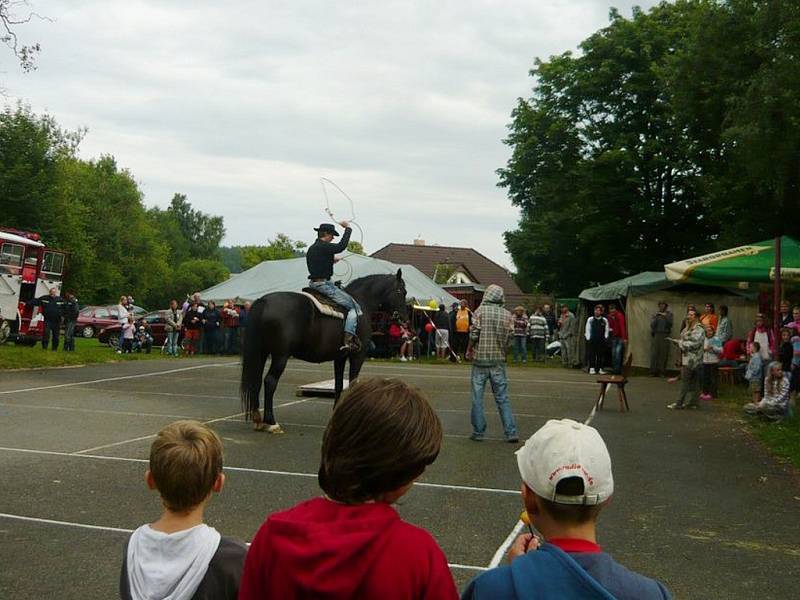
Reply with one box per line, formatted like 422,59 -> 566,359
165,193 -> 225,259
239,234 -> 307,270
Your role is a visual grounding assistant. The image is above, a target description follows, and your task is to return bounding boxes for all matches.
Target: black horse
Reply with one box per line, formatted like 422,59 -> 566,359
240,270 -> 408,431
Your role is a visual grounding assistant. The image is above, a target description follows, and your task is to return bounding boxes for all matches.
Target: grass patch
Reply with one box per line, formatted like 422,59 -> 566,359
716,382 -> 800,470
0,337 -> 175,370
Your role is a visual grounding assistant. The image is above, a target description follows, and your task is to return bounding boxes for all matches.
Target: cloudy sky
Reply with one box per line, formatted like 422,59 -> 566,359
3,0 -> 657,269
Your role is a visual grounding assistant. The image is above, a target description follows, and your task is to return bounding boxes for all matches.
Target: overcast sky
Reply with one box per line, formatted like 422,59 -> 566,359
3,0 -> 657,269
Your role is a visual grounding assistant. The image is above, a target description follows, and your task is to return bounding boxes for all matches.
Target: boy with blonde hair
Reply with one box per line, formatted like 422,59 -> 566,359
120,420 -> 246,600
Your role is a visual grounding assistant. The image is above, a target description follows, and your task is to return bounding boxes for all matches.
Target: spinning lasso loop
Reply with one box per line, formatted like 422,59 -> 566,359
320,177 -> 365,285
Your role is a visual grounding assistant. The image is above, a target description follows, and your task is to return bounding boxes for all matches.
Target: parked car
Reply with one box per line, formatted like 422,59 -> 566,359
98,310 -> 169,348
76,304 -> 147,338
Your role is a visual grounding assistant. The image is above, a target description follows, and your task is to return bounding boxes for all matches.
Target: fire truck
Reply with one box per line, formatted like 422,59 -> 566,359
0,228 -> 68,344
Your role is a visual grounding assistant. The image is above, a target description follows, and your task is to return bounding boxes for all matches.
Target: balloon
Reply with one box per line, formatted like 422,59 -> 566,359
428,299 -> 438,309
424,323 -> 435,333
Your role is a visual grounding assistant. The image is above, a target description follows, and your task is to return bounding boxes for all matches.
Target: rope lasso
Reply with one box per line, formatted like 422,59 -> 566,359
320,177 -> 364,285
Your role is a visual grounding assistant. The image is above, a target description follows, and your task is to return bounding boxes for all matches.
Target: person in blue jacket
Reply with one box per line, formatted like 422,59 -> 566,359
462,419 -> 671,600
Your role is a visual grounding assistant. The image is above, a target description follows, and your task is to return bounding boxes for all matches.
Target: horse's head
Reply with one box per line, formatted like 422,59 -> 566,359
345,269 -> 408,319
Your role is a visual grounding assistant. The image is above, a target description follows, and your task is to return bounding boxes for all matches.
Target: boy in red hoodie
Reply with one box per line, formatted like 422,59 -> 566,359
239,377 -> 458,600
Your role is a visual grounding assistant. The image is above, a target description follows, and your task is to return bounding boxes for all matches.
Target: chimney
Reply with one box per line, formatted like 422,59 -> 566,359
413,237 -> 425,246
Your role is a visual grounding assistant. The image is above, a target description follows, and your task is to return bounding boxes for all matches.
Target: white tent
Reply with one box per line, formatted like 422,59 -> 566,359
200,254 -> 458,306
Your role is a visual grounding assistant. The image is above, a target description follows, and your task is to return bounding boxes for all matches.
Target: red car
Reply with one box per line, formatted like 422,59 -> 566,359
97,310 -> 170,348
76,304 -> 146,338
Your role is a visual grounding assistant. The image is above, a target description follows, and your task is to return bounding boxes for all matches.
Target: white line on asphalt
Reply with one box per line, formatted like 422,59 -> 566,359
0,362 -> 238,395
0,402 -> 193,420
70,410 -> 247,454
0,446 -> 520,495
488,520 -> 525,568
0,512 -> 487,572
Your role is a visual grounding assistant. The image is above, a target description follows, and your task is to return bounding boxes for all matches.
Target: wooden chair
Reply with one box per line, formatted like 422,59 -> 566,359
594,353 -> 633,412
718,366 -> 735,387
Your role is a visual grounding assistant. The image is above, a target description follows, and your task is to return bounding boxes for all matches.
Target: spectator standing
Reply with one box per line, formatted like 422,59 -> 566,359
164,299 -> 183,357
30,287 -> 64,351
779,301 -> 793,327
606,304 -> 627,374
787,305 -> 800,333
183,302 -> 203,356
222,299 -> 239,355
463,418 -> 671,600
744,342 -> 765,405
557,305 -> 576,368
650,303 -> 673,377
433,304 -> 451,360
119,421 -> 247,600
789,327 -> 800,398
467,284 -> 519,443
116,295 -> 130,351
716,305 -> 732,344
779,328 -> 793,373
667,307 -> 705,410
119,315 -> 136,354
541,303 -> 556,340
700,303 -> 718,332
747,313 -> 774,361
584,305 -> 610,375
238,301 -> 251,353
239,378 -> 458,600
528,308 -> 548,362
62,291 -> 79,352
512,306 -> 528,365
202,301 -> 222,355
743,361 -> 791,419
700,325 -> 722,400
452,300 -> 472,360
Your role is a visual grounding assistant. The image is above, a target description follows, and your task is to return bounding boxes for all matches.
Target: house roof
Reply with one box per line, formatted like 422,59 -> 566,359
371,243 -> 523,295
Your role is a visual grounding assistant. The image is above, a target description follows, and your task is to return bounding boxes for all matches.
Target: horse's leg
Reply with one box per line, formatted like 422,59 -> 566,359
348,353 -> 366,390
333,356 -> 346,405
260,355 -> 288,433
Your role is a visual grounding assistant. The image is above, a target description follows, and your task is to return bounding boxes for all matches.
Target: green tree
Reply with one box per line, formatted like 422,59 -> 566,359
347,241 -> 365,255
218,246 -> 243,273
165,193 -> 225,259
160,259 -> 230,304
1,1 -> 43,74
239,234 -> 307,270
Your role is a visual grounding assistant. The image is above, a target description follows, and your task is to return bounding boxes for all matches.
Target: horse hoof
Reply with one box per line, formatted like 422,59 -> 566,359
253,422 -> 266,432
267,424 -> 284,434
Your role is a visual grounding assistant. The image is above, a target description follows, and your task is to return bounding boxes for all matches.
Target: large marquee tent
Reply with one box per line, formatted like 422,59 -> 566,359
199,254 -> 458,306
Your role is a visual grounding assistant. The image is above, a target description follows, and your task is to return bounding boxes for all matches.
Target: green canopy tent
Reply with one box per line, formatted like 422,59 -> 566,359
665,236 -> 800,333
664,236 -> 800,286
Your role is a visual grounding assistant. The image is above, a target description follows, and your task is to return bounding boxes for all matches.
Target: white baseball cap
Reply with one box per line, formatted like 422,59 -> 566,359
516,418 -> 613,506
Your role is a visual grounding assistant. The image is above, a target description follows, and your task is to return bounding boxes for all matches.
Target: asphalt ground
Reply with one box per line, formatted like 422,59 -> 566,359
1,358 -> 799,599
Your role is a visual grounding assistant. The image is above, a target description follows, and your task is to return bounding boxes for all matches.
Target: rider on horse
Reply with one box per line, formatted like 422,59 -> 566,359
307,222 -> 363,352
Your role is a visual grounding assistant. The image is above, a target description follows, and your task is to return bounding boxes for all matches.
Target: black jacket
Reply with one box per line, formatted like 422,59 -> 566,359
203,308 -> 222,330
30,295 -> 64,322
62,298 -> 79,322
306,228 -> 352,280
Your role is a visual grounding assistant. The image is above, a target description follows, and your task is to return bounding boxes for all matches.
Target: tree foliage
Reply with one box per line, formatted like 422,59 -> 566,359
0,105 -> 230,308
238,234 -> 307,271
501,0 -> 800,295
1,0 -> 44,74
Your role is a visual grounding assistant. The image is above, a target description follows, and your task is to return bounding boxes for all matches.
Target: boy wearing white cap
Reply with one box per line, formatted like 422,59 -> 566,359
462,419 -> 671,599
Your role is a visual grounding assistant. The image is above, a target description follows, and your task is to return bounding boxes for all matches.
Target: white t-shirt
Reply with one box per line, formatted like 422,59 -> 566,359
753,330 -> 771,360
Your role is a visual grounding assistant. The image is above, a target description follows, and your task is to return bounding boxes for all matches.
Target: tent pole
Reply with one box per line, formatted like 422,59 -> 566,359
774,236 -> 782,340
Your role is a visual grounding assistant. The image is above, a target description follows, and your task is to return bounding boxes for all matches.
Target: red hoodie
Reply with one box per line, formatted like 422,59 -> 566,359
238,497 -> 458,600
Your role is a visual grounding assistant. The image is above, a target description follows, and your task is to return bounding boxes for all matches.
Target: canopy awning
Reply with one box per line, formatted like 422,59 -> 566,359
665,236 -> 800,285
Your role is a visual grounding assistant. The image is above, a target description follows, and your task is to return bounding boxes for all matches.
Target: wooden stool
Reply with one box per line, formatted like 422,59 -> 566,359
594,354 -> 633,412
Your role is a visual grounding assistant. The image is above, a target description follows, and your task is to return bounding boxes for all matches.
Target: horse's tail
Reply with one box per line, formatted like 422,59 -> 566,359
240,297 -> 269,419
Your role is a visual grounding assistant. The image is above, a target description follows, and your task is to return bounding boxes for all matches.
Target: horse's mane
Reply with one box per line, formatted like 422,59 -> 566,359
344,273 -> 398,294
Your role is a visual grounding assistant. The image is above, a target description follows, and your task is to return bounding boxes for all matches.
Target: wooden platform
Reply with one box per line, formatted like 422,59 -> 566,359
296,378 -> 349,397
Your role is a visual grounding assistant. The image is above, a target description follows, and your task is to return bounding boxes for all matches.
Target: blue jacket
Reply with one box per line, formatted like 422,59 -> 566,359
462,544 -> 671,600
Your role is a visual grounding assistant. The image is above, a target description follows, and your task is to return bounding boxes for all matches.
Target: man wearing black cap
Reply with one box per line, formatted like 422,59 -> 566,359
307,221 -> 363,352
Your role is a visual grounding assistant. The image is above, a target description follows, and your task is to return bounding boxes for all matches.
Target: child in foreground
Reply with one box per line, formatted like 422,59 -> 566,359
120,420 -> 247,600
463,418 -> 671,599
239,377 -> 458,600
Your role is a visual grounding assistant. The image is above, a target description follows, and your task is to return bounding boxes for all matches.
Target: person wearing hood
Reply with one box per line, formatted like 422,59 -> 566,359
120,420 -> 247,600
239,377 -> 458,600
462,419 -> 672,600
467,284 -> 519,442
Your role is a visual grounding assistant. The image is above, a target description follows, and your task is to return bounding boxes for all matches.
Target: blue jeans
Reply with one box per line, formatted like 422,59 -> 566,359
166,331 -> 179,355
309,280 -> 362,335
471,364 -> 518,439
611,337 -> 625,374
224,327 -> 238,354
512,336 -> 527,363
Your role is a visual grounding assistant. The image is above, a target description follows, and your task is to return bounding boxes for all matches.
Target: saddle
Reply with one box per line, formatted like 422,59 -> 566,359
300,289 -> 345,320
